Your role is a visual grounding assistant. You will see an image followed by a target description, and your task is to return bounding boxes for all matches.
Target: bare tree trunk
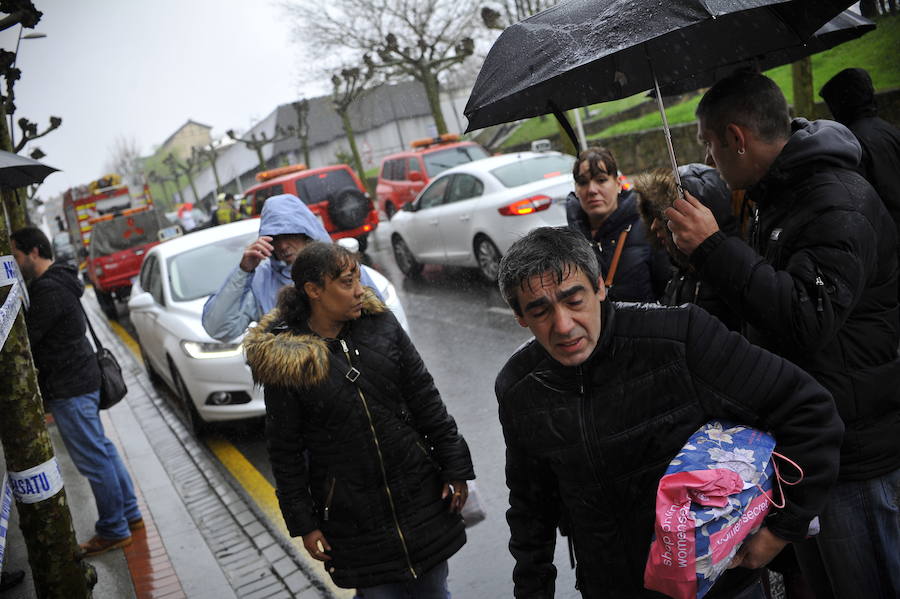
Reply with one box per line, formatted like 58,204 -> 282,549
184,171 -> 200,203
859,0 -> 877,16
301,137 -> 311,168
209,161 -> 222,193
420,70 -> 449,135
0,104 -> 96,599
791,57 -> 814,119
338,109 -> 370,194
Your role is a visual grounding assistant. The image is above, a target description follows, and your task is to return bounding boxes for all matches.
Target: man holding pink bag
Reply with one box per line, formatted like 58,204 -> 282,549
494,227 -> 842,599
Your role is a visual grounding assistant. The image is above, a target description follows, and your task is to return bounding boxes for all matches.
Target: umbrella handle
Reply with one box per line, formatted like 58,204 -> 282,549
645,45 -> 684,200
549,101 -> 583,154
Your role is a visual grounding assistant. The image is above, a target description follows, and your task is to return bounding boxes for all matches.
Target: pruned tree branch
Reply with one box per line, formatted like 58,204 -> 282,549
14,115 -> 61,153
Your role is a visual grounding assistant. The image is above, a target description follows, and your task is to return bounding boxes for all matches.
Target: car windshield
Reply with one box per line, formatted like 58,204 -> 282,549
489,155 -> 576,188
89,210 -> 167,257
167,232 -> 257,302
423,145 -> 490,177
295,169 -> 357,205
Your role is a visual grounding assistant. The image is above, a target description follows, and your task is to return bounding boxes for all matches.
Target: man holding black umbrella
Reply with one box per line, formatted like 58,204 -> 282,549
666,70 -> 900,599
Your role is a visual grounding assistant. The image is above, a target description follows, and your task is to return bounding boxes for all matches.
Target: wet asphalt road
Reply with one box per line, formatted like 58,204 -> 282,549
118,222 -> 581,598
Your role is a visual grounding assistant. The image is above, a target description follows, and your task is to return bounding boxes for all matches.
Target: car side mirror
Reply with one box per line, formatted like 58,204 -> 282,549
128,291 -> 155,311
408,171 -> 423,182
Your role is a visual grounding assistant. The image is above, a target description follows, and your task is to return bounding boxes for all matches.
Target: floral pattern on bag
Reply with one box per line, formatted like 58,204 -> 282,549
644,420 -> 776,599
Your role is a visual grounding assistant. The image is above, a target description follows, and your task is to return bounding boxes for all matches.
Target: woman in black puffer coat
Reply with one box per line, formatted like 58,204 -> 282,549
566,146 -> 671,302
244,242 -> 475,595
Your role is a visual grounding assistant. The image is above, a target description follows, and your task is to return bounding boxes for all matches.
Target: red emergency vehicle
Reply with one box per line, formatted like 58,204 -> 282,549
62,175 -> 176,318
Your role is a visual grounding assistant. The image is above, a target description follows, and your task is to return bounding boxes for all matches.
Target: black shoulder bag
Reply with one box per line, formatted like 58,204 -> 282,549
80,303 -> 128,409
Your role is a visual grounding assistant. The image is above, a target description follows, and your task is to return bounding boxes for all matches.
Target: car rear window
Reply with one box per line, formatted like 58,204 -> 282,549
423,145 -> 490,177
166,232 -> 257,302
295,169 -> 358,205
89,210 -> 167,257
489,155 -> 576,188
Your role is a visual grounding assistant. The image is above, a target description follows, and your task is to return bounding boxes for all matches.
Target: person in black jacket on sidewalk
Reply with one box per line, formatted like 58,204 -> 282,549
244,242 -> 474,597
667,70 -> 900,599
566,146 -> 671,303
495,227 -> 842,599
11,227 -> 142,558
633,163 -> 742,331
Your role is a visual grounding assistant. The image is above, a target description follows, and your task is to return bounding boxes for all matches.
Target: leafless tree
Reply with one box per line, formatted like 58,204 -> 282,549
283,0 -> 477,134
226,126 -> 296,172
105,135 -> 144,187
292,99 -> 311,167
331,60 -> 378,190
481,0 -> 555,29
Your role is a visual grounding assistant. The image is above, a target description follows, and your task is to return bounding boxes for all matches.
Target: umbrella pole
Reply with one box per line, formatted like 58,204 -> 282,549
646,49 -> 684,198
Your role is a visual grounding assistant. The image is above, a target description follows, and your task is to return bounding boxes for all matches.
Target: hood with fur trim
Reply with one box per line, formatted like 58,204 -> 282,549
243,288 -> 387,389
633,164 -> 733,256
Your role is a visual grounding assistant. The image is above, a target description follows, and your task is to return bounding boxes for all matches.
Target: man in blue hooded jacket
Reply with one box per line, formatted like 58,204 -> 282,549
202,194 -> 407,341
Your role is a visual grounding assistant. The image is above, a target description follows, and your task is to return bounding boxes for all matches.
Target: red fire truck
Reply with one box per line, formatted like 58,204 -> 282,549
62,174 -> 153,255
62,175 -> 176,318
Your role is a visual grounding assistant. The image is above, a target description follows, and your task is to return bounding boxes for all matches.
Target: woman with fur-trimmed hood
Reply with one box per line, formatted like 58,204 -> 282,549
633,163 -> 741,331
244,242 -> 475,595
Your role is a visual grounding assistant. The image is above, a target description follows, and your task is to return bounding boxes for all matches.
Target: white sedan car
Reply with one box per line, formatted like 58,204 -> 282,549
128,219 -> 264,433
128,218 -> 408,434
389,151 -> 575,282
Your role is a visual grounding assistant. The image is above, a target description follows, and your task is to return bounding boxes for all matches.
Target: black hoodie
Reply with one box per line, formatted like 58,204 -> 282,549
25,263 -> 101,400
692,118 -> 900,480
820,67 -> 900,272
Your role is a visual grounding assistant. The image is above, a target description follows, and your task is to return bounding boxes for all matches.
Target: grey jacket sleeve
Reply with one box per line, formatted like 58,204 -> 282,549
201,267 -> 261,342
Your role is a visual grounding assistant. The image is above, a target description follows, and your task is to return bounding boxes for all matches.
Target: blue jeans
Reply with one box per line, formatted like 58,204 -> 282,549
794,466 -> 900,599
358,561 -> 450,599
48,390 -> 141,539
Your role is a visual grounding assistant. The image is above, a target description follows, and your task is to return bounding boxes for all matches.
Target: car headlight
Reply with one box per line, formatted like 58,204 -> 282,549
180,340 -> 243,360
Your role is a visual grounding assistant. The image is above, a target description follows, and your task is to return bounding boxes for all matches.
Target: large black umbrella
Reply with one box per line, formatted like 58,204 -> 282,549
464,0 -> 855,132
0,149 -> 59,189
654,9 -> 875,96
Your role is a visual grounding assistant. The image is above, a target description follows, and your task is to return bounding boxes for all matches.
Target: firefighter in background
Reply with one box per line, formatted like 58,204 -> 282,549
213,193 -> 241,225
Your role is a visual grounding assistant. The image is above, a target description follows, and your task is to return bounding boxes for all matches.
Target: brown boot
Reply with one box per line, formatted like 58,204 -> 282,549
128,517 -> 145,531
78,534 -> 132,557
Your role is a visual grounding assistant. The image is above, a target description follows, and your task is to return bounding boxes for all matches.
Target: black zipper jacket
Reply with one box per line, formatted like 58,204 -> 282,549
244,291 -> 475,589
692,118 -> 900,480
566,190 -> 671,303
24,262 -> 100,401
496,301 -> 842,598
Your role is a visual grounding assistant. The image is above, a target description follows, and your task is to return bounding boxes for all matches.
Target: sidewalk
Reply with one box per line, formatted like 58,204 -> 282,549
1,298 -> 329,598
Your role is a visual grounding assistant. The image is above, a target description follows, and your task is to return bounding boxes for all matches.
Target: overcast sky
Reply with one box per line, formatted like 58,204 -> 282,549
1,0 -> 321,199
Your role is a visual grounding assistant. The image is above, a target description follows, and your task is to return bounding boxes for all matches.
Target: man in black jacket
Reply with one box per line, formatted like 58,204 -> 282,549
666,70 -> 900,599
820,67 -> 900,290
495,226 -> 842,598
11,227 -> 142,558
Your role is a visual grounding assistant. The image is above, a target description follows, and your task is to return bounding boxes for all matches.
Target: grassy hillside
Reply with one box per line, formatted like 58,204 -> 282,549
501,94 -> 647,148
496,13 -> 899,146
590,13 -> 899,139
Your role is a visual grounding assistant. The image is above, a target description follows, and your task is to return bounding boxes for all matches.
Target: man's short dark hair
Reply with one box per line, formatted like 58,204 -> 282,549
696,70 -> 791,144
11,226 -> 53,260
498,227 -> 600,315
574,146 -> 618,184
